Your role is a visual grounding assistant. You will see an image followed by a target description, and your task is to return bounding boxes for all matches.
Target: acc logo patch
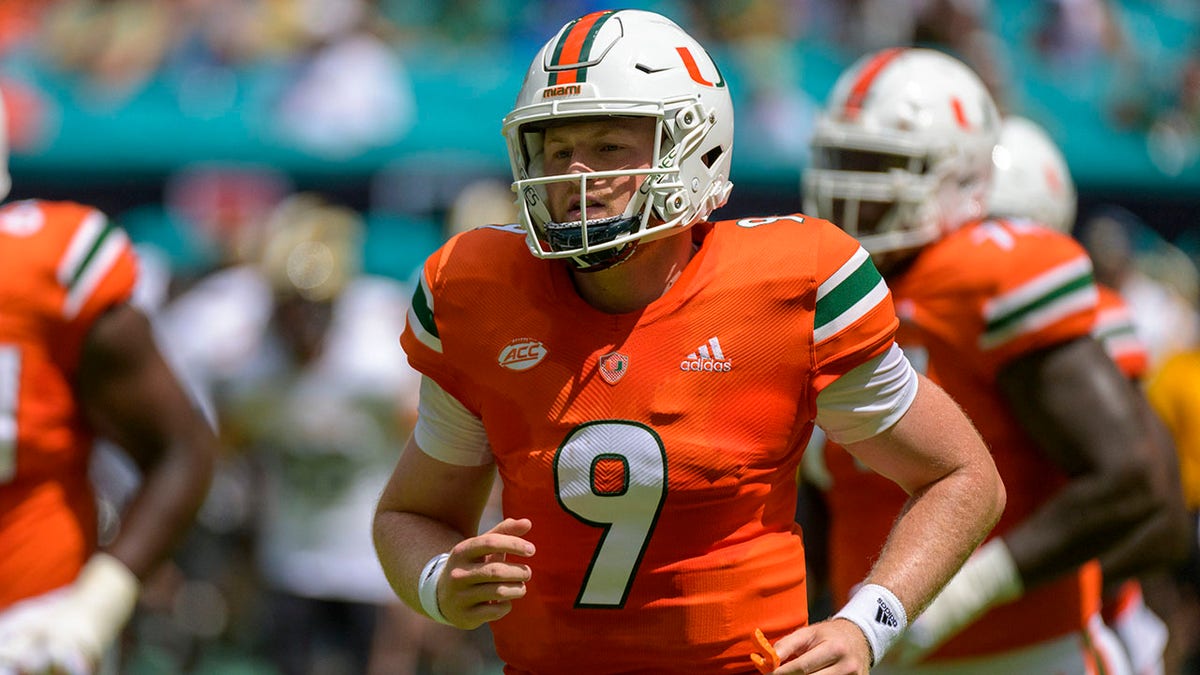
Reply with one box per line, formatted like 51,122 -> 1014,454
498,338 -> 547,371
598,351 -> 630,385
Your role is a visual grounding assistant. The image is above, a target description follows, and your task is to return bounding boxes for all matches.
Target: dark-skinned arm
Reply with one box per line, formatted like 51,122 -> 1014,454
0,302 -> 217,672
996,336 -> 1189,585
891,336 -> 1187,664
1097,374 -> 1192,585
78,302 -> 218,579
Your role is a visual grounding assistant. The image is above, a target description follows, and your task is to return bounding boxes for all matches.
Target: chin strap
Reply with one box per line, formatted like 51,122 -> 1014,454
570,241 -> 639,272
542,214 -> 643,272
544,214 -> 638,250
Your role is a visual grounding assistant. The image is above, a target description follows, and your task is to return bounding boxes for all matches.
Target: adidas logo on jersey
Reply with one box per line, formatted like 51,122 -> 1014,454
680,337 -> 732,372
874,598 -> 899,628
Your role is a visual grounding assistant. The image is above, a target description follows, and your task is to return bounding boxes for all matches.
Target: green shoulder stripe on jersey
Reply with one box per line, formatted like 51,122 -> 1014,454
1094,320 -> 1137,343
408,274 -> 443,353
58,211 -> 132,320
70,221 -> 116,288
57,210 -> 112,289
814,247 -> 889,344
981,257 -> 1096,349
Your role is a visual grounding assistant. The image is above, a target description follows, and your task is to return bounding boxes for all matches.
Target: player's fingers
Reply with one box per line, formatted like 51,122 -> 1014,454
446,567 -> 530,601
454,529 -> 534,562
773,624 -> 869,675
487,517 -> 533,537
775,646 -> 839,674
446,557 -> 531,593
772,626 -> 815,664
475,559 -> 533,582
456,599 -> 516,628
462,580 -> 528,605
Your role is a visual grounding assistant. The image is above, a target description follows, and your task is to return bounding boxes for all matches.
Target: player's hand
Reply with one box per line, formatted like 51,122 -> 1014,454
0,553 -> 139,675
762,618 -> 872,674
438,517 -> 535,630
0,587 -> 93,675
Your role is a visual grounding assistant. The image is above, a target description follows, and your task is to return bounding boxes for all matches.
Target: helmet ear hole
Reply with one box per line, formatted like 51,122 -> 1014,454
701,146 -> 724,168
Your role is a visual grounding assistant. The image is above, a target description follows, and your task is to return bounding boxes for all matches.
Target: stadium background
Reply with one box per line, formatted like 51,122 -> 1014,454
3,1 -> 1200,673
3,0 -> 1199,285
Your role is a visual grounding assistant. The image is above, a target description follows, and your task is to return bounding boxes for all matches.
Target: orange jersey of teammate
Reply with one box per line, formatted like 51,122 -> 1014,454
823,218 -> 1102,660
400,215 -> 899,674
1094,284 -> 1148,380
0,199 -> 138,611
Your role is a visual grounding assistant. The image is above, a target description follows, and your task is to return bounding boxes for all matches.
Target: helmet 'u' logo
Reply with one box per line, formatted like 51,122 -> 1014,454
676,47 -> 725,88
950,97 -> 971,130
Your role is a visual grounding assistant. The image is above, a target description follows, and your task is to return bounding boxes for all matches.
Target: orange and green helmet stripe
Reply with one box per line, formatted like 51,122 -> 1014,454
547,10 -> 616,86
844,47 -> 905,120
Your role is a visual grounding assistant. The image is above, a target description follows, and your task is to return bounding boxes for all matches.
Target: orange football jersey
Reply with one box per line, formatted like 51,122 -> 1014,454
1093,284 -> 1148,380
0,199 -> 138,610
401,215 -> 899,673
823,218 -> 1103,660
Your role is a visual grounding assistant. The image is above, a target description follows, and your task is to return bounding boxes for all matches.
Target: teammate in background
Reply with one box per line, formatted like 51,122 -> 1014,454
802,48 -> 1189,674
374,10 -> 1004,674
157,193 -> 463,675
989,114 -> 1189,675
0,88 -> 218,673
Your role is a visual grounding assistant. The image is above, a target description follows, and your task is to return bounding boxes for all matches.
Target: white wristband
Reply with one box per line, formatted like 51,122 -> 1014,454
74,552 -> 140,649
834,583 -> 908,665
417,552 -> 453,626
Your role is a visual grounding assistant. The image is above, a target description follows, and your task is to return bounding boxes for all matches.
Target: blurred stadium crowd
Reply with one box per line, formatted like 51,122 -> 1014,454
2,1 -> 1200,674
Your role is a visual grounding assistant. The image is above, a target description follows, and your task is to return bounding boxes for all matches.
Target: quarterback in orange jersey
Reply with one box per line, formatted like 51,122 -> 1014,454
0,90 -> 217,673
803,50 -> 1187,674
374,10 -> 1005,675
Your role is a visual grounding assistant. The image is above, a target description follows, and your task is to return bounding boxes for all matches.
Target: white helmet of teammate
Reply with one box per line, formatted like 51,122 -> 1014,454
988,116 -> 1077,233
503,9 -> 734,268
804,48 -> 1000,255
0,88 -> 11,202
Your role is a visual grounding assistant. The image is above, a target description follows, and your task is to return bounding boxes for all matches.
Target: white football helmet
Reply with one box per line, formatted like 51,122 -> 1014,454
503,9 -> 733,269
988,116 -> 1077,233
804,48 -> 1000,255
0,87 -> 11,202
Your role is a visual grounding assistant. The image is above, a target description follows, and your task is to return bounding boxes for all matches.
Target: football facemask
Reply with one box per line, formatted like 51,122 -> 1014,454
503,10 -> 734,270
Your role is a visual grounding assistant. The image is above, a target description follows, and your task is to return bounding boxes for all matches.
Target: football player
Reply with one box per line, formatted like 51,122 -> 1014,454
990,114 -> 1187,675
374,10 -> 1005,674
0,88 -> 217,674
803,48 -> 1188,674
